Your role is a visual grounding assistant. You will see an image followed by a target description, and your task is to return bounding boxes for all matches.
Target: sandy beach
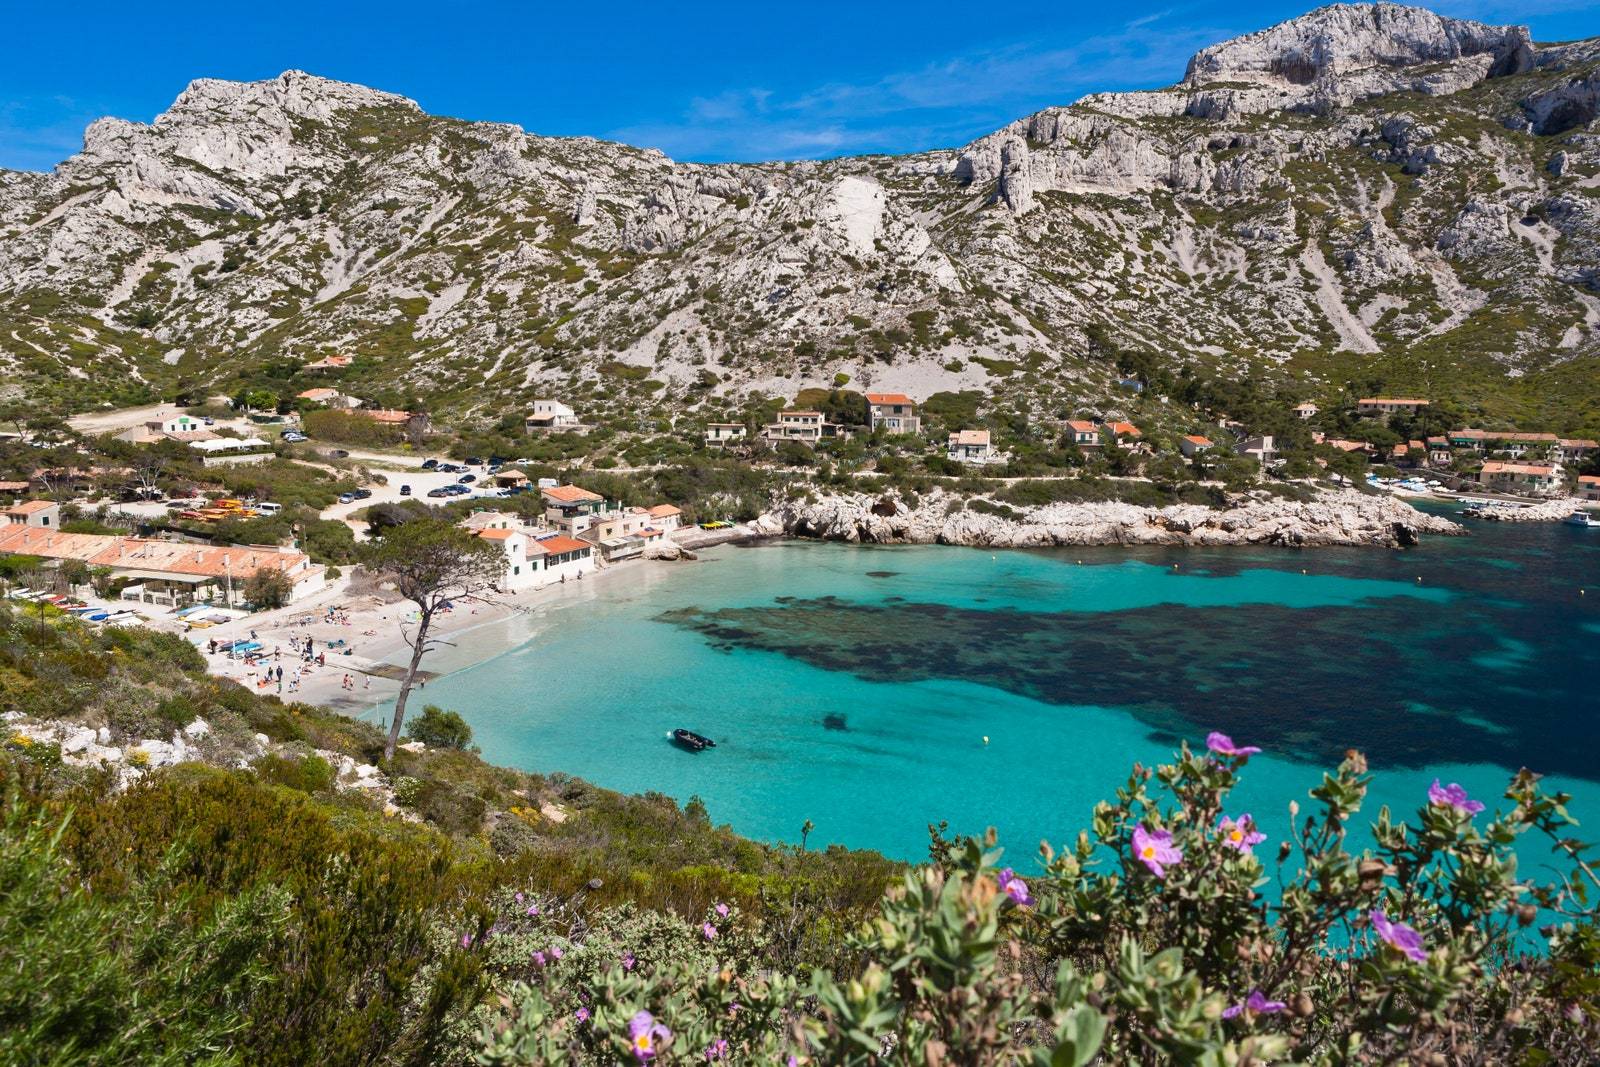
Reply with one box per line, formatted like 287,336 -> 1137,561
176,556 -> 655,720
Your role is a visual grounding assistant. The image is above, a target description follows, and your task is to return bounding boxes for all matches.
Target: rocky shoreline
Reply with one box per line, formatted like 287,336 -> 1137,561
755,486 -> 1465,549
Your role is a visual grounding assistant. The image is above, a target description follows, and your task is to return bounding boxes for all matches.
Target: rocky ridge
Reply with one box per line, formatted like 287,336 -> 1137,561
1,4 -> 1598,433
757,486 -> 1463,549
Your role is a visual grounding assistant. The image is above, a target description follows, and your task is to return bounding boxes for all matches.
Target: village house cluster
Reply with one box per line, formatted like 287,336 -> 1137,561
0,501 -> 323,607
457,483 -> 685,592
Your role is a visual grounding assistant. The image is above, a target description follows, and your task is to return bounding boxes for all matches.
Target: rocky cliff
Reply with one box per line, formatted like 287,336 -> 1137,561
1,4 -> 1597,433
758,486 -> 1463,549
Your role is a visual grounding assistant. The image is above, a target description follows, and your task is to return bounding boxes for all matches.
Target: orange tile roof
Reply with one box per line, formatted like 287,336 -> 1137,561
1560,438 -> 1597,448
647,504 -> 681,517
475,528 -> 515,541
541,484 -> 602,503
1066,420 -> 1098,433
0,527 -> 308,579
948,430 -> 990,446
6,500 -> 57,515
362,409 -> 414,424
1579,475 -> 1600,485
866,393 -> 914,405
1106,421 -> 1141,437
535,535 -> 590,555
1480,462 -> 1555,476
1184,434 -> 1213,446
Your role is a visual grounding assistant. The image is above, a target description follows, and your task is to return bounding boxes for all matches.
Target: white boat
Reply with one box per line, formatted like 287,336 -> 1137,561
1564,510 -> 1600,528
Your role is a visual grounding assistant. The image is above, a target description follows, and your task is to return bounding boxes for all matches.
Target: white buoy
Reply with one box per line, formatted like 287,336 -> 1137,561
983,735 -> 990,745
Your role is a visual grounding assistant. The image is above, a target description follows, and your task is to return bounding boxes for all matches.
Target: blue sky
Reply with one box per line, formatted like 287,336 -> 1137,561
3,0 -> 1597,172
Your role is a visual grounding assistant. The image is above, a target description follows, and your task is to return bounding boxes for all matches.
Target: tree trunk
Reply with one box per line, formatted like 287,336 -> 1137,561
385,608 -> 432,761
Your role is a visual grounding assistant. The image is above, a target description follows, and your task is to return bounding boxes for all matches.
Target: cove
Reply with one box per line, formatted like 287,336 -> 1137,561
373,514 -> 1599,863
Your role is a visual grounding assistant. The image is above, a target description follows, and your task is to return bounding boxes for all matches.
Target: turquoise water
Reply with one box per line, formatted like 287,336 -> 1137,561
375,512 -> 1600,864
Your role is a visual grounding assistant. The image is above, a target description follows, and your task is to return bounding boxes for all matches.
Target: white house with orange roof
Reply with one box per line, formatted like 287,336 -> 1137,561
947,429 -> 1000,465
1579,475 -> 1600,502
1064,420 -> 1101,449
1476,461 -> 1562,496
1179,434 -> 1213,457
645,504 -> 683,532
4,500 -> 59,528
304,354 -> 353,370
866,393 -> 920,434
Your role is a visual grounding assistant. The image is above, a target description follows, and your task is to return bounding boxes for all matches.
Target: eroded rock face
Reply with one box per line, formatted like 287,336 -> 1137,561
766,487 -> 1463,549
0,4 -> 1594,412
1184,3 -> 1531,97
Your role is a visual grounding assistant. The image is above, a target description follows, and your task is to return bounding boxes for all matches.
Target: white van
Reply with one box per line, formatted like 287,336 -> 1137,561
255,502 -> 283,516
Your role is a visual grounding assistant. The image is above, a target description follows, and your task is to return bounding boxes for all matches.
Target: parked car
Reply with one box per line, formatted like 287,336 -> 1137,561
465,456 -> 483,466
352,488 -> 373,500
281,431 -> 307,442
421,458 -> 438,469
426,488 -> 451,498
202,417 -> 215,426
329,449 -> 350,459
337,493 -> 356,504
459,474 -> 476,484
399,484 -> 411,496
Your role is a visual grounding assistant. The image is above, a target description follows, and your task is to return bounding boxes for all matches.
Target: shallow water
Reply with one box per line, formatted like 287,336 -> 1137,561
368,510 -> 1600,863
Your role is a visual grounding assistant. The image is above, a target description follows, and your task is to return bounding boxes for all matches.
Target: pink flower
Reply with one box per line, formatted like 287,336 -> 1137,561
704,1038 -> 730,1061
702,922 -> 718,940
575,1007 -> 590,1023
514,892 -> 524,905
1218,812 -> 1267,855
995,868 -> 1033,906
531,950 -> 547,967
1207,731 -> 1261,758
459,934 -> 471,948
550,945 -> 564,960
526,904 -> 540,916
1427,779 -> 1485,816
715,902 -> 730,918
629,1010 -> 670,1061
1370,909 -> 1428,963
1222,989 -> 1287,1019
1132,825 -> 1183,878
622,951 -> 636,971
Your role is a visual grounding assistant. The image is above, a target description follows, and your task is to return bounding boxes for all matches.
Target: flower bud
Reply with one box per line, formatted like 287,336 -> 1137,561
1358,858 -> 1387,889
1288,800 -> 1299,818
1516,904 -> 1537,927
1277,841 -> 1292,863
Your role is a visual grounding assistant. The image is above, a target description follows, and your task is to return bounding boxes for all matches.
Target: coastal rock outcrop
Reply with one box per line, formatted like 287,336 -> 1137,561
764,487 -> 1463,549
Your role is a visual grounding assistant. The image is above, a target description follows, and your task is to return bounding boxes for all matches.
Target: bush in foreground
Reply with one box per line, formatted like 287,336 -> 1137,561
475,740 -> 1599,1064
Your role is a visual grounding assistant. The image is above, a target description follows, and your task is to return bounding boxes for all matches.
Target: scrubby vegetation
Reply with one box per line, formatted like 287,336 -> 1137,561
1,608 -> 1597,1064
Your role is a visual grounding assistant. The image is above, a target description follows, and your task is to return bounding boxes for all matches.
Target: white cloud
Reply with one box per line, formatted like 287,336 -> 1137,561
604,12 -> 1234,162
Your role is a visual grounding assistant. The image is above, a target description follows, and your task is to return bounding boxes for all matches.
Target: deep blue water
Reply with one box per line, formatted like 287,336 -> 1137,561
373,508 -> 1599,865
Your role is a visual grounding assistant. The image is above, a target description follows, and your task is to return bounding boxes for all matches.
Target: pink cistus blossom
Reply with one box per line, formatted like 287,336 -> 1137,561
702,922 -> 718,940
715,902 -> 730,918
704,1038 -> 730,1061
1218,812 -> 1267,855
1222,989 -> 1287,1019
531,950 -> 547,968
629,1010 -> 670,1061
549,945 -> 564,960
1370,909 -> 1428,963
574,1007 -> 590,1024
622,951 -> 636,971
1132,825 -> 1183,878
995,868 -> 1033,906
1206,731 -> 1262,758
1427,779 -> 1486,816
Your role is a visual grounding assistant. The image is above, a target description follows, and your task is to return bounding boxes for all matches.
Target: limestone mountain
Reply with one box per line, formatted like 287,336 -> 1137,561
2,2 -> 1597,432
